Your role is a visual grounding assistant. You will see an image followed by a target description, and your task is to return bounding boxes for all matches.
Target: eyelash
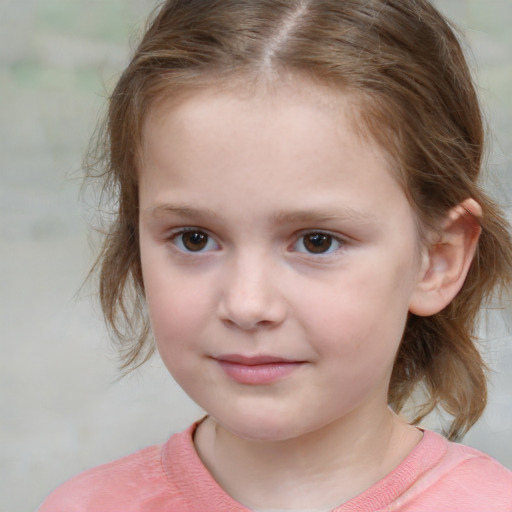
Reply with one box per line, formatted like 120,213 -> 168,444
167,228 -> 347,256
168,228 -> 219,253
291,231 -> 345,256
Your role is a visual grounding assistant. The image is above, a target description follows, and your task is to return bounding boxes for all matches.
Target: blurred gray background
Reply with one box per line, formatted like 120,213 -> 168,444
0,1 -> 511,511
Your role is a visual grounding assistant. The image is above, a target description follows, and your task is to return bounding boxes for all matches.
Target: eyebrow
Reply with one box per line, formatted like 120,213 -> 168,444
144,203 -> 377,225
144,203 -> 220,220
269,208 -> 378,225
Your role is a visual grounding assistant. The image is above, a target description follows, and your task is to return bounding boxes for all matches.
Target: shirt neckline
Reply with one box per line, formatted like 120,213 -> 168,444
161,422 -> 447,511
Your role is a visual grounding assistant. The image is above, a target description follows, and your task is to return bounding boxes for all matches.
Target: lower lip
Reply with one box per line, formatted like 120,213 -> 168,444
217,361 -> 303,384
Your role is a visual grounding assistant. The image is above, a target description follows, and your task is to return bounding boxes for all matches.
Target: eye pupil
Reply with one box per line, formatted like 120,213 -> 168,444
304,233 -> 332,253
182,231 -> 208,251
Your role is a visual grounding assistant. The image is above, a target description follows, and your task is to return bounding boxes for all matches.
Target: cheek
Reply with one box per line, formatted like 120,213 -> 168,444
299,261 -> 413,361
146,278 -> 207,343
140,250 -> 213,352
144,274 -> 213,391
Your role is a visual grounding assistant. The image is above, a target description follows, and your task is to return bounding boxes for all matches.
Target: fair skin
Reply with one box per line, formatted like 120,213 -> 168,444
138,79 -> 481,510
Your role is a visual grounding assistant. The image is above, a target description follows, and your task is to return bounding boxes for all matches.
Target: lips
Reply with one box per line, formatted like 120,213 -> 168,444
213,354 -> 305,384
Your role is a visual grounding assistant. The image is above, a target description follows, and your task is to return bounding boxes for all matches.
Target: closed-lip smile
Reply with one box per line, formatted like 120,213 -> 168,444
215,354 -> 300,365
213,354 -> 306,384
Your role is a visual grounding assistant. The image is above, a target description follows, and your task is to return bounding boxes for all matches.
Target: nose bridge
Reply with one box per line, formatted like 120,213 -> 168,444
219,247 -> 285,329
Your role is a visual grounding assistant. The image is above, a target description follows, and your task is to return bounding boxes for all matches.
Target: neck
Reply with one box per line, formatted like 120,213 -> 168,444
194,407 -> 421,510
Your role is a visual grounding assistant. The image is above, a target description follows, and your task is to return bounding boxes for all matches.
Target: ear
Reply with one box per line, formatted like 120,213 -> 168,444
409,198 -> 482,317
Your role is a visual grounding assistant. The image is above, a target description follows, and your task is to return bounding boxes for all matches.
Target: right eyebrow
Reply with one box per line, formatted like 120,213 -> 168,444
142,203 -> 221,222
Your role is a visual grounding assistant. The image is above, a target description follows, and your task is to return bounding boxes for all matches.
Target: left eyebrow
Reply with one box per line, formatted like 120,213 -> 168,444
269,208 -> 378,225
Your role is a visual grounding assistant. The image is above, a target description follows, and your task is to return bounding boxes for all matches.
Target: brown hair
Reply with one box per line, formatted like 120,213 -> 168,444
88,0 -> 512,440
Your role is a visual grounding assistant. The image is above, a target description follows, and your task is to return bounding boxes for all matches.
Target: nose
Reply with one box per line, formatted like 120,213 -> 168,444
218,252 -> 287,331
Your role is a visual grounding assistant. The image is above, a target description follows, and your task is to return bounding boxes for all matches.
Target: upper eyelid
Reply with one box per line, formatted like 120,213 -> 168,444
166,227 -> 219,251
163,226 -> 350,245
290,230 -> 349,256
164,227 -> 348,241
166,226 -> 211,237
294,229 -> 348,242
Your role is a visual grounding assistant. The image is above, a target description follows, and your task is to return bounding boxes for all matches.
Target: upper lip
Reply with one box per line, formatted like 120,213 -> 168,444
213,354 -> 301,365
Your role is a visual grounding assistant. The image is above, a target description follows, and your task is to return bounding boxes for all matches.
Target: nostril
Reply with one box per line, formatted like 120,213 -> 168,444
221,317 -> 277,331
217,261 -> 287,330
218,290 -> 286,330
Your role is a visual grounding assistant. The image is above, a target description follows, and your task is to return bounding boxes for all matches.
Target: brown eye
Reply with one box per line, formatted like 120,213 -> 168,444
180,231 -> 209,251
302,233 -> 334,254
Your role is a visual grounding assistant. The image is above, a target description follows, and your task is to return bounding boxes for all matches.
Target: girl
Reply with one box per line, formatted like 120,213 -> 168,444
39,0 -> 512,510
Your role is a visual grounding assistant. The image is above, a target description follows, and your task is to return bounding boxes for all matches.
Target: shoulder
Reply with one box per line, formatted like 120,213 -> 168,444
37,435 -> 188,512
405,430 -> 512,511
442,437 -> 512,490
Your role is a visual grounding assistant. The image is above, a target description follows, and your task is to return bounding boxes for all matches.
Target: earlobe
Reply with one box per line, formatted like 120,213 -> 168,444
409,198 -> 482,317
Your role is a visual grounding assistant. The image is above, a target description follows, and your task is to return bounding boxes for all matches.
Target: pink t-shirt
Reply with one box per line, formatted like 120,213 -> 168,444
38,422 -> 512,511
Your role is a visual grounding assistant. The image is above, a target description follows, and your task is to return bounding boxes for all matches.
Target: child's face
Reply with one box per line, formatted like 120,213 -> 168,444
138,81 -> 425,441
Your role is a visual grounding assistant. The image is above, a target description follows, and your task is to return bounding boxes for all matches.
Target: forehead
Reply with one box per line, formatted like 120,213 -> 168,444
138,78 -> 418,238
141,74 -> 396,171
141,80 -> 372,183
